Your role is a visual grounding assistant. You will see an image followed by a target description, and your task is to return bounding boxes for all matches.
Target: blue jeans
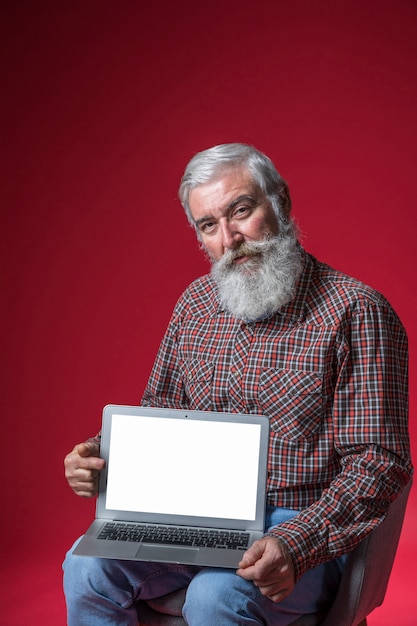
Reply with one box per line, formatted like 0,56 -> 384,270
63,507 -> 345,625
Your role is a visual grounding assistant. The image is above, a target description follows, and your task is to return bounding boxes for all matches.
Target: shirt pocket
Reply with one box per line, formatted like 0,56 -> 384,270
183,359 -> 214,410
258,369 -> 323,440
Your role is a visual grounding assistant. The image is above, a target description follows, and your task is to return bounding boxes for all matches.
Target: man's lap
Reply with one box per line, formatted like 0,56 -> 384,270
63,508 -> 345,625
183,558 -> 344,625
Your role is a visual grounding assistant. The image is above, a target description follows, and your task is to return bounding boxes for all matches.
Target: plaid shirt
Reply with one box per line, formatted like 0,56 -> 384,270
141,248 -> 412,579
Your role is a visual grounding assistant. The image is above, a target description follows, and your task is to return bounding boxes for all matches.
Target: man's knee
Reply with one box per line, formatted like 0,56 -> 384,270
183,569 -> 257,622
63,541 -> 106,599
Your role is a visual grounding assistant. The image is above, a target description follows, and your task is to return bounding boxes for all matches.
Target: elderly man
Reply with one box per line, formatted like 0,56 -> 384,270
63,143 -> 412,626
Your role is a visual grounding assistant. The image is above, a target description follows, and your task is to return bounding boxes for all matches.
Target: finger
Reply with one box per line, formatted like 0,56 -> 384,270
256,571 -> 295,600
237,561 -> 275,581
265,588 -> 291,603
238,540 -> 265,570
236,544 -> 274,580
72,467 -> 100,483
72,479 -> 96,491
65,451 -> 105,473
238,553 -> 276,581
73,485 -> 98,498
76,441 -> 100,458
76,456 -> 105,472
258,582 -> 291,602
70,473 -> 100,496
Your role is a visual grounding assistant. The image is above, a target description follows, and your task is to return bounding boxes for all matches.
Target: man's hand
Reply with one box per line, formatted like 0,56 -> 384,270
64,441 -> 105,498
236,536 -> 295,603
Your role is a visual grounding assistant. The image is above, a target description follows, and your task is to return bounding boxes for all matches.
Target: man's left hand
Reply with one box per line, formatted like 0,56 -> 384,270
236,536 -> 295,602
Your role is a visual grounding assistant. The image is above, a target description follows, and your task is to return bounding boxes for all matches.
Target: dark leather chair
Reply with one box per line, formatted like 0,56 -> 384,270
136,480 -> 412,626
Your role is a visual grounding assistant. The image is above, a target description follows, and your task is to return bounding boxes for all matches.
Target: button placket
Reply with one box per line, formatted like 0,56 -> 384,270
228,323 -> 254,412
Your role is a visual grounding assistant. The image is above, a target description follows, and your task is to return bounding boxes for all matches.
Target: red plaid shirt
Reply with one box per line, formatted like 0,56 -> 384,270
141,248 -> 412,579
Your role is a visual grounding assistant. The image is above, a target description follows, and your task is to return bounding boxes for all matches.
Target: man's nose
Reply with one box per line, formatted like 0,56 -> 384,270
220,220 -> 243,250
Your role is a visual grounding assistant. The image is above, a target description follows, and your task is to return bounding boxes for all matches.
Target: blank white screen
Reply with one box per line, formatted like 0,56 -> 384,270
105,414 -> 261,521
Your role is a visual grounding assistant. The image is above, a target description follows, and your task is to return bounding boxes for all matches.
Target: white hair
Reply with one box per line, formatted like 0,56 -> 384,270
211,232 -> 303,321
179,143 -> 294,239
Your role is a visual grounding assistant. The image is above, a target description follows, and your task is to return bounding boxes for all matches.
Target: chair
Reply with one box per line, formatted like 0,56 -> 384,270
136,480 -> 412,626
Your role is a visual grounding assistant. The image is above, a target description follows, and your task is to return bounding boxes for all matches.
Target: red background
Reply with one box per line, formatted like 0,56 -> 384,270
1,1 -> 416,623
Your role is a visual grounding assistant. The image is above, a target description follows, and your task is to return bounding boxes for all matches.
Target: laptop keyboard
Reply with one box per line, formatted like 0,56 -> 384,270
98,522 -> 250,550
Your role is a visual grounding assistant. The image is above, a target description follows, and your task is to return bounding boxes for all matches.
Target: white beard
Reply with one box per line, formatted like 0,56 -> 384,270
210,234 -> 302,321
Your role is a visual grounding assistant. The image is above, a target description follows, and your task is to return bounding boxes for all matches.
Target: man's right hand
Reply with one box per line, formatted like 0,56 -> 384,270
64,441 -> 105,498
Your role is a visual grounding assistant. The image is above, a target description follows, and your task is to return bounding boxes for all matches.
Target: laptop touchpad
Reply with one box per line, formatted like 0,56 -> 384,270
136,544 -> 199,563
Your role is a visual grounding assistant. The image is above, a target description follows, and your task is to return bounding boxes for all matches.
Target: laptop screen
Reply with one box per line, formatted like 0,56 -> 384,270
106,414 -> 261,521
97,406 -> 269,530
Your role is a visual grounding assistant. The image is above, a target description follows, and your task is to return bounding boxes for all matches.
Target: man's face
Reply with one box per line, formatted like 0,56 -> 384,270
188,167 -> 279,263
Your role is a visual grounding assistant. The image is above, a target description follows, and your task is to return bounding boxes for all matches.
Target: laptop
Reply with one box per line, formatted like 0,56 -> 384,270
74,404 -> 270,568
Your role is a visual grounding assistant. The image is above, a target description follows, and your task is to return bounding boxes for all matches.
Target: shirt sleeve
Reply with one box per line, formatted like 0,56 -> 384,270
267,299 -> 413,580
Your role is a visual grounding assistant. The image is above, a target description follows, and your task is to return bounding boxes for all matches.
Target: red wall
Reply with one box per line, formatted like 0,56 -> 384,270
1,1 -> 416,623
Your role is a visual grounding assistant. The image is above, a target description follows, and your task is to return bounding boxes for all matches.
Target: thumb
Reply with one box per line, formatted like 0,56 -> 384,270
238,539 -> 265,570
76,441 -> 99,458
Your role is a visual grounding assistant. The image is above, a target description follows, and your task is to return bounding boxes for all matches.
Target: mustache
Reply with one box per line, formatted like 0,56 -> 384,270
215,237 -> 278,268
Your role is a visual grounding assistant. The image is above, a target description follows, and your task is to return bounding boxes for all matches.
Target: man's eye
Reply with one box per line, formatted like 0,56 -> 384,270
234,206 -> 250,217
200,221 -> 216,233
